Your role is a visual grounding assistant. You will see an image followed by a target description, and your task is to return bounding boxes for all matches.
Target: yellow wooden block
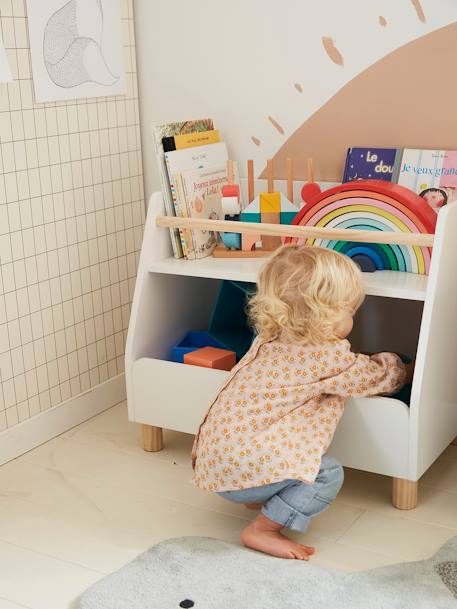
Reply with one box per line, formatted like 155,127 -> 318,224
260,192 -> 281,213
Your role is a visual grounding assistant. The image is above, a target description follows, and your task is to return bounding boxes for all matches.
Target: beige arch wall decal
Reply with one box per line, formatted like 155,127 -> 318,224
261,21 -> 457,183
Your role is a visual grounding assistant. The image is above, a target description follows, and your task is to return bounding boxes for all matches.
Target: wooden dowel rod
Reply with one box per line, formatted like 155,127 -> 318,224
156,216 -> 435,247
227,159 -> 234,185
307,157 -> 314,183
267,159 -> 274,193
287,158 -> 294,204
247,159 -> 255,203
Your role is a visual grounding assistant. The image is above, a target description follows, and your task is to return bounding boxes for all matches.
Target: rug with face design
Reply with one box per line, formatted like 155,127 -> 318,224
76,535 -> 457,609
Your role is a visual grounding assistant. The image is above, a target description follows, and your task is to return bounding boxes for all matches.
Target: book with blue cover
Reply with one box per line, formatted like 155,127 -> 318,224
343,147 -> 401,182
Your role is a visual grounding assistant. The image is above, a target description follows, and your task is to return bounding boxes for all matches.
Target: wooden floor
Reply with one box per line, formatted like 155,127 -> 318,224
1,402 -> 457,609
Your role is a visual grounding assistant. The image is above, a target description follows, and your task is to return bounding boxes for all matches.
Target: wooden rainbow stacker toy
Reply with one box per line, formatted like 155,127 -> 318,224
288,179 -> 437,274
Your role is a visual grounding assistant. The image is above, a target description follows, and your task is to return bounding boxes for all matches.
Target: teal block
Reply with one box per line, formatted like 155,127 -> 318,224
209,280 -> 256,359
241,212 -> 261,223
280,211 -> 298,225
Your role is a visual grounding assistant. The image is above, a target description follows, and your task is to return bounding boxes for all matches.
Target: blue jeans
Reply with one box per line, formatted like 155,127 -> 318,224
218,456 -> 344,532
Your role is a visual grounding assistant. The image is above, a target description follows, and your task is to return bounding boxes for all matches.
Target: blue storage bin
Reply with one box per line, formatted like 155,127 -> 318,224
171,331 -> 229,363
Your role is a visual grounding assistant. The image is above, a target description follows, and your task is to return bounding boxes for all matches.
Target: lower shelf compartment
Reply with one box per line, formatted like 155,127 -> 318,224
128,356 -> 412,478
129,357 -> 229,435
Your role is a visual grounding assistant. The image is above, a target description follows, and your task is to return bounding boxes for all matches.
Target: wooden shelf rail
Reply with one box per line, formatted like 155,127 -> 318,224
156,216 -> 435,247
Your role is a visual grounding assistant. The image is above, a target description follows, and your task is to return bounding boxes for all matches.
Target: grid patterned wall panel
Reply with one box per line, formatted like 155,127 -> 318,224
0,0 -> 144,430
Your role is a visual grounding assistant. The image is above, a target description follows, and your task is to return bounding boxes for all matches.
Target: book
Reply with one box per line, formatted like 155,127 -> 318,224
165,142 -> 228,256
174,171 -> 195,258
397,149 -> 457,213
162,129 -> 220,152
152,118 -> 214,257
343,147 -> 401,182
176,165 -> 231,259
164,142 -> 228,255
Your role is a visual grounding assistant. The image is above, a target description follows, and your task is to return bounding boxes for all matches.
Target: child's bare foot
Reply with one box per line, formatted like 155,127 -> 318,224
241,513 -> 315,560
244,503 -> 263,510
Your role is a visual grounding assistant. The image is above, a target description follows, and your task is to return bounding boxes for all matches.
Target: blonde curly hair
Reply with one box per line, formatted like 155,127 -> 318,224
247,245 -> 365,345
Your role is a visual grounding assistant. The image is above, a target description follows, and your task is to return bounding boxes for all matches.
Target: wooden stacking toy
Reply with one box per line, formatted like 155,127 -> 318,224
288,180 -> 437,275
213,158 -> 298,258
220,160 -> 242,250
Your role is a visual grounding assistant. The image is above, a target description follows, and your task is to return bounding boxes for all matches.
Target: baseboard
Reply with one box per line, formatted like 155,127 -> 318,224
0,373 -> 126,466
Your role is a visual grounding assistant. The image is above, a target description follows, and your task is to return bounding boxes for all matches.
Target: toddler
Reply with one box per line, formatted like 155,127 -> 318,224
192,245 -> 412,560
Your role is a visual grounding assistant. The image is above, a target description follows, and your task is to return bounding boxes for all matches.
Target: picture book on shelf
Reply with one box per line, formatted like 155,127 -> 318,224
175,165 -> 235,259
343,148 -> 401,182
164,143 -> 228,255
152,118 -> 214,258
397,149 -> 457,213
343,147 -> 401,182
162,129 -> 220,152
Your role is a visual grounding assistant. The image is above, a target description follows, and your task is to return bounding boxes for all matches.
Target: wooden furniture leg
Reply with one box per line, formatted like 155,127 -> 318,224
392,477 -> 418,509
142,424 -> 164,452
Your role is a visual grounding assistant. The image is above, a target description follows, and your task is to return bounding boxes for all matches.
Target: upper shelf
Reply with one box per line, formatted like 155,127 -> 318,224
148,257 -> 428,301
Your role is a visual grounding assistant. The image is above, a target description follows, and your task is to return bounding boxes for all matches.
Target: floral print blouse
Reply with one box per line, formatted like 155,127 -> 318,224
192,337 -> 406,492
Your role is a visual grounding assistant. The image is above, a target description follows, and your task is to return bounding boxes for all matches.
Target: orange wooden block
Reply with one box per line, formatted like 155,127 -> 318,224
242,233 -> 261,251
184,346 -> 236,371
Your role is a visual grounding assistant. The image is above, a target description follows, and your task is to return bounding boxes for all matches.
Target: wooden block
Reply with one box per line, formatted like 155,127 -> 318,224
242,233 -> 262,251
260,192 -> 281,213
184,346 -> 236,371
220,232 -> 241,250
222,184 -> 240,198
261,235 -> 282,251
261,212 -> 280,224
241,212 -> 261,223
280,211 -> 298,225
221,196 -> 240,215
261,212 -> 281,250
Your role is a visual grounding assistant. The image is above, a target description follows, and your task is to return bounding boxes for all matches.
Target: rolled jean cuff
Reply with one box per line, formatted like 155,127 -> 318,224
262,494 -> 311,533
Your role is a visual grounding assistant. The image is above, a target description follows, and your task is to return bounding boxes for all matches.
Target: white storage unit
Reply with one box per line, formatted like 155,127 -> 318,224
126,190 -> 457,509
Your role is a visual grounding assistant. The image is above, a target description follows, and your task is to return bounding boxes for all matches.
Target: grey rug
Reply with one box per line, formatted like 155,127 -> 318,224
77,536 -> 457,608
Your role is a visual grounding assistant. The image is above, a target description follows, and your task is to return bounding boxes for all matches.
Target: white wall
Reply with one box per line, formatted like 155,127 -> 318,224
133,0 -> 457,198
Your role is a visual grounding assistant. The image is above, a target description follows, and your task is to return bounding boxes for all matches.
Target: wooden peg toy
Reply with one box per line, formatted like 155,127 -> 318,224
259,159 -> 282,251
247,159 -> 255,203
221,159 -> 241,200
301,157 -> 322,204
220,159 -> 242,250
213,158 -> 299,258
287,158 -> 294,204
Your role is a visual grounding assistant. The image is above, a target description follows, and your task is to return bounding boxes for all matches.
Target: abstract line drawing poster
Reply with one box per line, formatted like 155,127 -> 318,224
26,0 -> 126,102
0,32 -> 12,82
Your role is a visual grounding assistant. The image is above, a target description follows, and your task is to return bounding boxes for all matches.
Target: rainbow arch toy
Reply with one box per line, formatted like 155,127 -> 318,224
288,180 -> 437,274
